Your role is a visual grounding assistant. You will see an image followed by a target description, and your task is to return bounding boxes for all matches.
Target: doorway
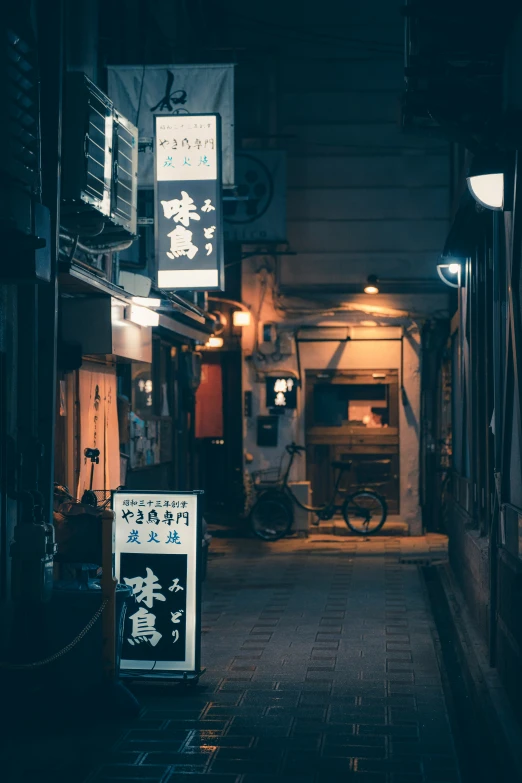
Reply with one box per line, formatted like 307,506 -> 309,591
305,370 -> 400,513
195,351 -> 243,518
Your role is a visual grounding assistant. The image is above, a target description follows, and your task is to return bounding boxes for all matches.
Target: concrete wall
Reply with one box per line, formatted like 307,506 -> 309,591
227,0 -> 451,294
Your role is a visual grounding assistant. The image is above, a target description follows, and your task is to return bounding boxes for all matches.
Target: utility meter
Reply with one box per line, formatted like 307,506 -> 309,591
258,321 -> 277,355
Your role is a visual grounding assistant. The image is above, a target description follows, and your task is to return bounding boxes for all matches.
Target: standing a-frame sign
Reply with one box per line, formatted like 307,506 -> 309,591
113,489 -> 203,680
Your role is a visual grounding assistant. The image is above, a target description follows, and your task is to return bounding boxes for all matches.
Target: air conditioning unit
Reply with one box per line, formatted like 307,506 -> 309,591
108,110 -> 138,237
61,73 -> 138,245
62,73 -> 113,227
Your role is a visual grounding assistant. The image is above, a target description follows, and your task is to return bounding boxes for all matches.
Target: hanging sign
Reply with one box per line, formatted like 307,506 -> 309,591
266,376 -> 298,409
155,114 -> 224,291
113,489 -> 203,678
107,64 -> 234,188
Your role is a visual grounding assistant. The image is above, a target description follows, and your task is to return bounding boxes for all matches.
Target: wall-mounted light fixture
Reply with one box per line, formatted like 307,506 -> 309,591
125,304 -> 160,327
233,310 -> 251,327
132,296 -> 161,308
364,275 -> 379,295
467,152 -> 506,211
207,296 -> 251,328
436,261 -> 463,289
205,336 -> 224,349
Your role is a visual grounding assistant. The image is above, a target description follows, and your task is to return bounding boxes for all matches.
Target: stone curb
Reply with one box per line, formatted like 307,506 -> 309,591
434,561 -> 522,781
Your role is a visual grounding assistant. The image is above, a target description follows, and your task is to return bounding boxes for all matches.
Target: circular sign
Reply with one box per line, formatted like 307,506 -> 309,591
225,153 -> 274,224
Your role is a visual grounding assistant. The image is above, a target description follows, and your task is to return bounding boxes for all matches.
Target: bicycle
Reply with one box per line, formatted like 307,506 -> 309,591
249,443 -> 388,541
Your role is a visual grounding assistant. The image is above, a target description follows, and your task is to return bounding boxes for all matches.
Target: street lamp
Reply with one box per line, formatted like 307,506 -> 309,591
436,260 -> 463,289
467,153 -> 505,211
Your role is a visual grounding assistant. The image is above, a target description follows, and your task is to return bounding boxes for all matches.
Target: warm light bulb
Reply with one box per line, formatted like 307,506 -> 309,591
232,310 -> 251,327
206,336 -> 224,348
448,263 -> 460,274
467,173 -> 504,210
364,285 -> 379,295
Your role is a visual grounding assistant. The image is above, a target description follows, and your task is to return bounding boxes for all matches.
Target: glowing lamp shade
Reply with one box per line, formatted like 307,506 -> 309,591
125,304 -> 159,327
232,310 -> 251,327
206,336 -> 224,348
467,173 -> 504,211
364,274 -> 379,295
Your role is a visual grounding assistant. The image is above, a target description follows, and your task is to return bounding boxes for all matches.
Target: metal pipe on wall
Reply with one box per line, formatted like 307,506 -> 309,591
37,0 -> 63,534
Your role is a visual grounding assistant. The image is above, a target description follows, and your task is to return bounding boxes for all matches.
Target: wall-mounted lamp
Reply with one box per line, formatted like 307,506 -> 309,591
207,296 -> 252,328
436,261 -> 463,289
467,153 -> 505,211
364,275 -> 379,295
125,304 -> 160,327
233,310 -> 252,327
132,296 -> 161,308
205,336 -> 224,349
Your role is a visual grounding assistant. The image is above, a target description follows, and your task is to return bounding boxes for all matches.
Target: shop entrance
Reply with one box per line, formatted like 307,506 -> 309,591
305,370 -> 400,513
195,351 -> 243,518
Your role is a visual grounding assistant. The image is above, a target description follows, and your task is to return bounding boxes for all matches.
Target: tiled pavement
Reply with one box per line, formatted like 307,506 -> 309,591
1,533 -> 457,782
84,532 -> 459,783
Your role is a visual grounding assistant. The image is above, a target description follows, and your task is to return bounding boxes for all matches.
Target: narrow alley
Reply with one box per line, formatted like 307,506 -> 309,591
2,2 -> 522,782
4,532 -> 467,783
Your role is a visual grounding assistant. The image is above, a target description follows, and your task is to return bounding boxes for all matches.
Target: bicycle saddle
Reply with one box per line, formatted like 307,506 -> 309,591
331,461 -> 352,470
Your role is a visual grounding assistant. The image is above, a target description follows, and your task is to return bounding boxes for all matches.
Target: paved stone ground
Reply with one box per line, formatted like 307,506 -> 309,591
84,532 -> 459,783
2,533 -> 458,783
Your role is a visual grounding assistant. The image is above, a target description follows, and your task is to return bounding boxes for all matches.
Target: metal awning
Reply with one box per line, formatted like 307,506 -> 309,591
59,261 -> 215,343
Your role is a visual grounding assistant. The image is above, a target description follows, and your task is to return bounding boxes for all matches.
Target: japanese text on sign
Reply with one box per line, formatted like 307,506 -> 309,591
155,114 -> 223,291
114,491 -> 200,674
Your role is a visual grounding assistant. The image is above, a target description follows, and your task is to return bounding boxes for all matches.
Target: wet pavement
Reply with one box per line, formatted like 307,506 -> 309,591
81,532 -> 459,783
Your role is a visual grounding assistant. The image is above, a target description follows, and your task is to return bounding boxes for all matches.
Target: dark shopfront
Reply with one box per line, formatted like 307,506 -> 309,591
118,334 -> 204,494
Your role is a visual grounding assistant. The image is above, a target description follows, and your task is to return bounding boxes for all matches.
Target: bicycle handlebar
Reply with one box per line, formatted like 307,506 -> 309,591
286,442 -> 306,455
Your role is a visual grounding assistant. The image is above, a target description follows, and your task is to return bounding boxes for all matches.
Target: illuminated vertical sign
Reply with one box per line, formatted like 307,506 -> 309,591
113,490 -> 202,678
154,114 -> 224,291
266,377 -> 298,409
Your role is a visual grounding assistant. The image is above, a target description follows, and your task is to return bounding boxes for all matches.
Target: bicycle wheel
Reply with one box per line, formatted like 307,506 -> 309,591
342,490 -> 387,535
250,490 -> 293,541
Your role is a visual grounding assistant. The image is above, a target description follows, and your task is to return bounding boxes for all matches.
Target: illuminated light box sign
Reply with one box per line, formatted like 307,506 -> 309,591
266,377 -> 297,409
154,114 -> 224,291
113,490 -> 203,678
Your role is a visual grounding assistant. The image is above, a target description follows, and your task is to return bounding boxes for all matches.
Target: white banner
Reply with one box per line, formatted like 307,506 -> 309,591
107,64 -> 234,188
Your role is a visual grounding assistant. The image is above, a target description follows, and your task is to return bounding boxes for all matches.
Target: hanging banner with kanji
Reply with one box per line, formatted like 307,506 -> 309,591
154,114 -> 224,291
113,490 -> 203,677
107,64 -> 234,188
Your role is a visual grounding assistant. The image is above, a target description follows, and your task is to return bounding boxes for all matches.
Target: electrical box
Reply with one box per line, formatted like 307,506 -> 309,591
257,416 -> 279,447
278,331 -> 295,355
258,321 -> 278,355
288,482 -> 313,533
